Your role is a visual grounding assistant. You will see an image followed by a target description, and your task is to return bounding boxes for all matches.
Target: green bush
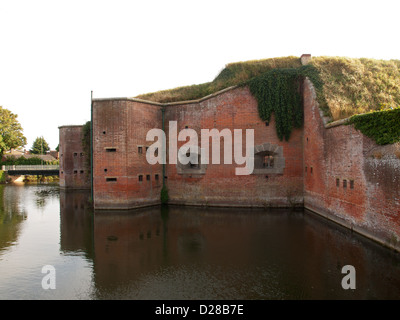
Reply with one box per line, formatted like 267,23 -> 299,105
161,185 -> 169,204
0,156 -> 58,166
0,170 -> 5,183
346,107 -> 400,145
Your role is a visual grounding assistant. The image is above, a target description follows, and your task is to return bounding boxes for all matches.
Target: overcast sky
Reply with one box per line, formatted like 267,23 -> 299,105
1,0 -> 399,150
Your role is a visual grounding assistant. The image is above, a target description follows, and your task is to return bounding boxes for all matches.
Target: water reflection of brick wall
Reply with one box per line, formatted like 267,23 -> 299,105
59,190 -> 94,258
92,206 -> 267,290
92,206 -> 400,299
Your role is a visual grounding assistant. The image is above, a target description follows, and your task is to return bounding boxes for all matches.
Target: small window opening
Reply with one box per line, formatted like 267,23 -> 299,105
155,174 -> 159,181
106,148 -> 116,152
263,154 -> 274,168
146,174 -> 151,181
350,180 -> 354,189
186,151 -> 200,169
74,153 -> 78,157
138,146 -> 143,154
336,178 -> 340,187
138,175 -> 143,182
106,177 -> 117,182
343,180 -> 347,188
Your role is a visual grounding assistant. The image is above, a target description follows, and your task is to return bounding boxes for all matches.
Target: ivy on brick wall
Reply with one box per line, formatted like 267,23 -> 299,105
247,65 -> 327,141
346,107 -> 400,145
81,121 -> 91,172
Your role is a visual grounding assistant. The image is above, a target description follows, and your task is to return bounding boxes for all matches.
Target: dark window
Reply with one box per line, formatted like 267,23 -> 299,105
336,178 -> 340,187
146,174 -> 150,181
74,153 -> 78,157
106,177 -> 117,182
138,175 -> 143,182
103,131 -> 106,134
263,154 -> 274,168
138,146 -> 143,154
104,168 -> 107,172
186,151 -> 200,169
80,153 -> 84,157
80,170 -> 84,174
155,174 -> 159,181
343,180 -> 347,188
265,121 -> 269,126
350,180 -> 354,189
310,167 -> 313,174
106,148 -> 117,152
73,170 -> 77,174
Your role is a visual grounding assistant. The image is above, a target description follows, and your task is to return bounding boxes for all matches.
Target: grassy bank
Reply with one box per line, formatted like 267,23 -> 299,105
134,55 -> 400,121
0,170 -> 5,184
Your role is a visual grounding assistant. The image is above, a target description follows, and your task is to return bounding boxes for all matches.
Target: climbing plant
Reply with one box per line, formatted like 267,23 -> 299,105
161,185 -> 169,204
81,121 -> 91,171
346,107 -> 400,145
246,65 -> 328,141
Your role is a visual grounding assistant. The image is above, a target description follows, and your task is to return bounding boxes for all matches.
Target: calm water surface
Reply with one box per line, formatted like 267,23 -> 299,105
0,183 -> 399,300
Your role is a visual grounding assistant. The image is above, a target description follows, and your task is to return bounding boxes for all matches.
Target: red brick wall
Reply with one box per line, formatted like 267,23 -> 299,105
303,78 -> 400,251
59,125 -> 90,189
164,86 -> 304,207
92,99 -> 163,209
90,79 -> 400,252
92,87 -> 304,209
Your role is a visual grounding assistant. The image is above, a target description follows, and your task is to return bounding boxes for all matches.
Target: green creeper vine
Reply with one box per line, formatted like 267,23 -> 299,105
161,185 -> 169,204
346,107 -> 400,145
81,121 -> 91,173
247,65 -> 328,141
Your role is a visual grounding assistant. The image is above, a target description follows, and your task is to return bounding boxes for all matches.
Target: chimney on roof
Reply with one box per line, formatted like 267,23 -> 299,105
300,54 -> 312,65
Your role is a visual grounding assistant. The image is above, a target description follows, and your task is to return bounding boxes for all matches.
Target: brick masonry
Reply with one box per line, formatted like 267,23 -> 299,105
303,78 -> 400,251
59,125 -> 90,189
61,74 -> 400,252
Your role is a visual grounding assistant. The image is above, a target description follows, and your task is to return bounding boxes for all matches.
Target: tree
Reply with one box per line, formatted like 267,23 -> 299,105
30,137 -> 50,155
0,106 -> 27,157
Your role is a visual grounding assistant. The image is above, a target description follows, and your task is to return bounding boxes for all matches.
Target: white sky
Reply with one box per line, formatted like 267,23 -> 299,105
1,0 -> 399,150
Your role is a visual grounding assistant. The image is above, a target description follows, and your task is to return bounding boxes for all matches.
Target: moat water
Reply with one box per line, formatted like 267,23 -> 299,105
0,183 -> 399,300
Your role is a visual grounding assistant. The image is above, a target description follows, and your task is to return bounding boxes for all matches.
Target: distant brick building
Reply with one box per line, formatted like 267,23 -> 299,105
58,125 -> 90,189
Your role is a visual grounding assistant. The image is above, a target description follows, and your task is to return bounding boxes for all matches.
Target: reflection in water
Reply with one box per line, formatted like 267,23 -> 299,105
92,205 -> 400,300
59,190 -> 94,259
0,185 -> 27,253
0,184 -> 400,299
